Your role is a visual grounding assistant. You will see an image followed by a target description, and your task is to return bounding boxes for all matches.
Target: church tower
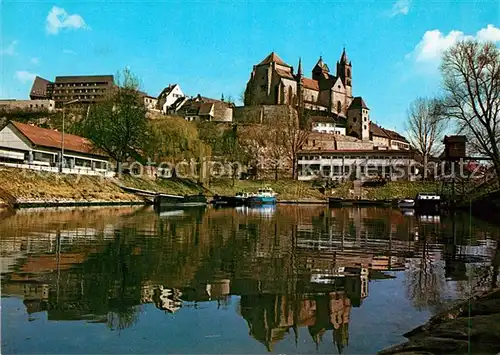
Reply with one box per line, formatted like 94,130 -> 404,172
336,48 -> 352,98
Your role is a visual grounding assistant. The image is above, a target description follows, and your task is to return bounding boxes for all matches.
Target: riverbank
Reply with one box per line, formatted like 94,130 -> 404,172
378,287 -> 500,354
0,167 -> 328,208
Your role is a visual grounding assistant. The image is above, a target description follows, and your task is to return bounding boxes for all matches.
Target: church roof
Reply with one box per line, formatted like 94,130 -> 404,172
258,52 -> 290,67
302,77 -> 319,91
313,56 -> 330,72
339,48 -> 349,64
275,67 -> 294,80
349,97 -> 369,110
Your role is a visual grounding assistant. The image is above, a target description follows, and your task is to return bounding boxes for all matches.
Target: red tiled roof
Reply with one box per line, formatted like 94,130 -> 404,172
370,122 -> 389,138
275,67 -> 294,79
302,77 -> 319,91
10,121 -> 107,157
198,103 -> 214,116
258,52 -> 290,67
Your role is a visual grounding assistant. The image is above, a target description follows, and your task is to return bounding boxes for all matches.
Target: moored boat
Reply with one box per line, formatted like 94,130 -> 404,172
154,193 -> 207,208
398,198 -> 415,208
245,187 -> 277,205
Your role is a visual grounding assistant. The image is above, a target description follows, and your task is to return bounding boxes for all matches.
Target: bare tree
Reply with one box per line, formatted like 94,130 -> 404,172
406,97 -> 447,179
282,109 -> 310,180
441,40 -> 500,186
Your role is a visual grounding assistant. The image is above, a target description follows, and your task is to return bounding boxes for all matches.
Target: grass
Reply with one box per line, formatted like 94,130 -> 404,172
0,167 -> 138,202
0,166 -> 452,205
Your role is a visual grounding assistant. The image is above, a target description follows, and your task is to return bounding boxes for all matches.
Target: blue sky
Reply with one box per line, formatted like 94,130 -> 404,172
1,0 -> 499,132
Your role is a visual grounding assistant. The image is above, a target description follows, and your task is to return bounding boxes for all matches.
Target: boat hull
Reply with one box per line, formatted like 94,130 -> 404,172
154,194 -> 207,208
212,196 -> 246,207
246,196 -> 277,205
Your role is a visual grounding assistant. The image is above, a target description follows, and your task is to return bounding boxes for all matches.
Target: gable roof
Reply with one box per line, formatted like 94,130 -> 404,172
348,97 -> 369,110
158,84 -> 179,98
384,128 -> 408,143
313,56 -> 330,73
302,77 -> 320,91
258,52 -> 290,67
198,103 -> 214,116
370,122 -> 389,138
9,121 -> 107,157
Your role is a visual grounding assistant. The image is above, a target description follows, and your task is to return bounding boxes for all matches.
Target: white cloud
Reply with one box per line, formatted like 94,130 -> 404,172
46,6 -> 88,34
389,0 -> 411,17
409,24 -> 500,64
30,57 -> 40,65
15,71 -> 37,84
1,40 -> 18,56
63,49 -> 76,55
476,24 -> 500,42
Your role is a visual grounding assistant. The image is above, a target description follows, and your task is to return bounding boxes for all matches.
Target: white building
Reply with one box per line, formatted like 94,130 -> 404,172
158,84 -> 186,114
143,95 -> 158,111
0,121 -> 110,174
311,116 -> 347,135
297,149 -> 417,181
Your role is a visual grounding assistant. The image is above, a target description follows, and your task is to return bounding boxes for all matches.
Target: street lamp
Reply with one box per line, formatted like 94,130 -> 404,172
60,99 -> 80,172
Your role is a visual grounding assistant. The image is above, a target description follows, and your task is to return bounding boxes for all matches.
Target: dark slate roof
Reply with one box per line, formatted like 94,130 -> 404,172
158,84 -> 178,98
348,97 -> 369,110
313,56 -> 330,72
30,76 -> 53,98
55,75 -> 114,83
198,103 -> 214,116
258,52 -> 290,67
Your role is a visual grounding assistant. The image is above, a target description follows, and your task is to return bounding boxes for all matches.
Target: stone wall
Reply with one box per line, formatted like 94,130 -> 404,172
234,105 -> 297,125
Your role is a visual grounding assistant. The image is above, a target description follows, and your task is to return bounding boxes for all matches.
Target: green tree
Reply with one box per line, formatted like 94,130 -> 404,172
76,68 -> 148,171
146,116 -> 210,181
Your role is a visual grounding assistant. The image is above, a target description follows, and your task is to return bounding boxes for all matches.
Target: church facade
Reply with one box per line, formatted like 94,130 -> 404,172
244,49 -> 370,140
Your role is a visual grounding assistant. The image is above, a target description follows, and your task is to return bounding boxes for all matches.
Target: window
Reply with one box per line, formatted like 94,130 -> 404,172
347,68 -> 351,78
364,117 -> 367,122
353,117 -> 356,122
337,101 -> 342,112
364,125 -> 367,130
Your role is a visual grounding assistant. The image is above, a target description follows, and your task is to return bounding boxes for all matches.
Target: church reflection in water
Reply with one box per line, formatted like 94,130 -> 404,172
1,205 -> 499,352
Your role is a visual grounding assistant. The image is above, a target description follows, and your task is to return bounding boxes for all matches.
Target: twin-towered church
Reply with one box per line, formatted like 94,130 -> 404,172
243,49 -> 370,140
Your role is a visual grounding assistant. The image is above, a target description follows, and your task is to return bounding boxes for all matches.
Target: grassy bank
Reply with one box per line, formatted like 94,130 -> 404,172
0,166 -> 448,208
0,167 -> 140,206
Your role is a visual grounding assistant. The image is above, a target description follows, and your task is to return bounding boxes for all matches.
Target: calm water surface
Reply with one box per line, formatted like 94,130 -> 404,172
1,205 -> 499,354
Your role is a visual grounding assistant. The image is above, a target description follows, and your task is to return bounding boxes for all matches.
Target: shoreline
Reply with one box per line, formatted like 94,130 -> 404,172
378,287 -> 500,354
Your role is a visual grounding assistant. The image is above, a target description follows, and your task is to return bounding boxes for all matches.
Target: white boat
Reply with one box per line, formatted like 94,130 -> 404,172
398,198 -> 415,208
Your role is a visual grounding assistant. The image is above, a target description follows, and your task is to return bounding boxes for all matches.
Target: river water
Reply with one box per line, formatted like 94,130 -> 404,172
1,205 -> 499,354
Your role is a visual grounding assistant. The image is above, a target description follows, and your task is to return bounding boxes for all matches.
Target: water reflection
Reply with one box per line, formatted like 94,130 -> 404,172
1,205 -> 499,353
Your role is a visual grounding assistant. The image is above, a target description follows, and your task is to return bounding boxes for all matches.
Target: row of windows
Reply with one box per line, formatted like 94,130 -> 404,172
57,95 -> 99,100
315,130 -> 343,135
55,82 -> 109,87
29,103 -> 53,108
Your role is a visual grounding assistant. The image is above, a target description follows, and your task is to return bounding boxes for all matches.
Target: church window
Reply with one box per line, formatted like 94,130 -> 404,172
364,117 -> 367,122
364,125 -> 367,130
347,69 -> 351,77
353,116 -> 357,122
337,101 -> 342,113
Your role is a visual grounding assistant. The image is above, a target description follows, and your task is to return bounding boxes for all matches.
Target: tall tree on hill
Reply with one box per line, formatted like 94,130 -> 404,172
76,68 -> 148,171
441,40 -> 500,187
405,97 -> 447,179
146,116 -> 210,182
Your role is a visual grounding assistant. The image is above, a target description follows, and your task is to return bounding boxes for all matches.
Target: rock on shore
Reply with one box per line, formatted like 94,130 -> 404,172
378,288 -> 500,355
